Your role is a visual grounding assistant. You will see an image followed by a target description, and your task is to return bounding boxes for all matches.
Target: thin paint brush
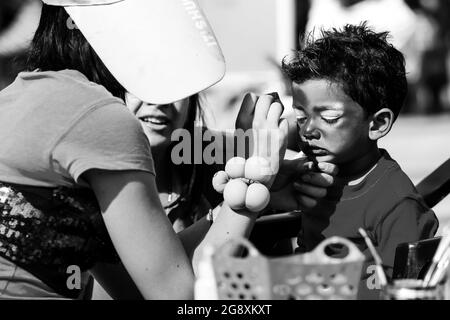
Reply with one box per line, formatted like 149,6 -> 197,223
428,246 -> 450,287
423,225 -> 450,287
359,228 -> 388,287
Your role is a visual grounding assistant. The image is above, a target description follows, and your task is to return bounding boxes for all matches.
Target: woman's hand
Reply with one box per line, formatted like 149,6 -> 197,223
235,92 -> 289,189
235,93 -> 338,213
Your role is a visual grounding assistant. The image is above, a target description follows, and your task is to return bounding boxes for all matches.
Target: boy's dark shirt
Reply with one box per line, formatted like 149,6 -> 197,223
296,149 -> 439,299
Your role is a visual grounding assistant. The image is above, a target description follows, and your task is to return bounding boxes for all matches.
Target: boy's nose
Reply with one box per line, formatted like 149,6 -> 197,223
301,119 -> 320,140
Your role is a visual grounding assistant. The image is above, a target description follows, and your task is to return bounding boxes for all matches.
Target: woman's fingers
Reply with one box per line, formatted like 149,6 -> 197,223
236,92 -> 286,130
235,92 -> 290,189
266,102 -> 284,128
269,118 -> 288,177
253,94 -> 273,128
236,92 -> 258,130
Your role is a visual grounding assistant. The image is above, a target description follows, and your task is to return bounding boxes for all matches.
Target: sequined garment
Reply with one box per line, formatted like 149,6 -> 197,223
0,182 -> 118,298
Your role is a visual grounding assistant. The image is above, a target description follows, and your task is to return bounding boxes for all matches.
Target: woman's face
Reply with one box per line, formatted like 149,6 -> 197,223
126,93 -> 191,149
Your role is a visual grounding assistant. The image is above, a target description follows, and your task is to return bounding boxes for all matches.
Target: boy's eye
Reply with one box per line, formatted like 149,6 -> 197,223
320,111 -> 342,124
294,109 -> 308,124
296,116 -> 308,124
322,117 -> 340,124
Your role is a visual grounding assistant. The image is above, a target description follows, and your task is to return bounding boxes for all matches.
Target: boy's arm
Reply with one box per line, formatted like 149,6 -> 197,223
375,198 -> 439,279
355,199 -> 438,300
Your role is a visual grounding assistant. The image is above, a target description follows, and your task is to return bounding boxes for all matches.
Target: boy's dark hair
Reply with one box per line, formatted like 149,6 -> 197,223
26,4 -> 125,100
282,23 -> 407,119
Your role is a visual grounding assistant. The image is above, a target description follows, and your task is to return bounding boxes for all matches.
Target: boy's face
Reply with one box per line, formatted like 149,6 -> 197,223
292,79 -> 372,165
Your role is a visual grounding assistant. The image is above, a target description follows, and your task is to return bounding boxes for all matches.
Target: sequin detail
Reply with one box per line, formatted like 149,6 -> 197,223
0,183 -> 118,297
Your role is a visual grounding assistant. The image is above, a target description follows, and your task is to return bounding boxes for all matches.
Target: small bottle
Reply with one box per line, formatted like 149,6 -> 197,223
382,279 -> 445,300
445,267 -> 450,300
194,245 -> 219,300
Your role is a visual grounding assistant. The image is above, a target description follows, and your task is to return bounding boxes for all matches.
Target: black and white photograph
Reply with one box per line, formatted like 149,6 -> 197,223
0,0 -> 449,308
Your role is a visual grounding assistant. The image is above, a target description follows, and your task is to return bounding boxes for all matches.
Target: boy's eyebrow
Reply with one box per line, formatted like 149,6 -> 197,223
313,105 -> 344,112
292,103 -> 345,112
292,104 -> 305,110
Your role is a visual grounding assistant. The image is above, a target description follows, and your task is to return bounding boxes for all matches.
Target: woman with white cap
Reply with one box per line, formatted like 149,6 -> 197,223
0,0 -> 336,300
0,0 -> 290,300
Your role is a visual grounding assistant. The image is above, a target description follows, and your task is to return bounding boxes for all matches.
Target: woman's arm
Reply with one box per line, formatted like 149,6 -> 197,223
90,261 -> 143,300
177,215 -> 211,259
181,94 -> 289,273
191,203 -> 258,274
86,94 -> 284,297
84,169 -> 194,300
177,202 -> 258,275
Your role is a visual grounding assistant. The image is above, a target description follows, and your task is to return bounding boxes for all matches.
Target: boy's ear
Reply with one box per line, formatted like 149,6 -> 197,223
368,108 -> 394,141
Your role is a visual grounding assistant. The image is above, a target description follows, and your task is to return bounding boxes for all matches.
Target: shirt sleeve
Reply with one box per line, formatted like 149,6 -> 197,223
375,197 -> 439,278
50,102 -> 155,185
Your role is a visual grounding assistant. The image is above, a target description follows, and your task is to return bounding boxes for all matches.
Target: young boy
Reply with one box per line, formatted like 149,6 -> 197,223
282,23 -> 439,299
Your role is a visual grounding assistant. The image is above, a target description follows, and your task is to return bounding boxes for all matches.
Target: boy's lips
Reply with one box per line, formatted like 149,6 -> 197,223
302,145 -> 329,156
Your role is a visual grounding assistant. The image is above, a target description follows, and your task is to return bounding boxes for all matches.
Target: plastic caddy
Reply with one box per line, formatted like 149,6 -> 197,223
195,236 -> 365,300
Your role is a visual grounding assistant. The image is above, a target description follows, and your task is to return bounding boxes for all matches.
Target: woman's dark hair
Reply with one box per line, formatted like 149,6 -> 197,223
282,23 -> 408,119
169,94 -> 210,222
26,4 -> 125,100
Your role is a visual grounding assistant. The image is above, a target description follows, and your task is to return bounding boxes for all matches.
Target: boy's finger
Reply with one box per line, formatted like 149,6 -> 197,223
293,182 -> 328,199
277,157 -> 308,182
253,94 -> 274,127
300,172 -> 335,187
296,194 -> 318,210
301,161 -> 318,172
317,162 -> 339,176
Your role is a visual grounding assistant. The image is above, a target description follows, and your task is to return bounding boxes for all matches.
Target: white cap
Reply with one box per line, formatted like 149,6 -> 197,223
42,0 -> 226,104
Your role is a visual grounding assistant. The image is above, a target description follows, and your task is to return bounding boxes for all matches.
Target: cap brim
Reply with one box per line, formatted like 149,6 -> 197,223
65,0 -> 225,104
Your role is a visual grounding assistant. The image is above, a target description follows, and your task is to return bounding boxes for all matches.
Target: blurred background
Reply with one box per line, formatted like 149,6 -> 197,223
1,0 -> 449,232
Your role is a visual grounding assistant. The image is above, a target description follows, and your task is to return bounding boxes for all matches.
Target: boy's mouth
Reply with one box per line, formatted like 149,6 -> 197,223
302,144 -> 329,157
309,148 -> 329,156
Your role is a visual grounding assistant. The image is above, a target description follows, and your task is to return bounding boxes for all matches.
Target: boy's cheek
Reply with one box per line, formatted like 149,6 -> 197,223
319,135 -> 358,163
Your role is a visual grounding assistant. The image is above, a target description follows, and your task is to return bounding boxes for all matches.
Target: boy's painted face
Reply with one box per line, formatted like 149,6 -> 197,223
292,79 -> 372,165
126,93 -> 190,149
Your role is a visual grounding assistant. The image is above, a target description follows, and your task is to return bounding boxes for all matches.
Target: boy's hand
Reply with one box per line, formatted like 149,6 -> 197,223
268,160 -> 338,212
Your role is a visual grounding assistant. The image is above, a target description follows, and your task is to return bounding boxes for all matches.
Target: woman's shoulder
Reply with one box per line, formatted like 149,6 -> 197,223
18,69 -> 123,106
0,69 -> 126,130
